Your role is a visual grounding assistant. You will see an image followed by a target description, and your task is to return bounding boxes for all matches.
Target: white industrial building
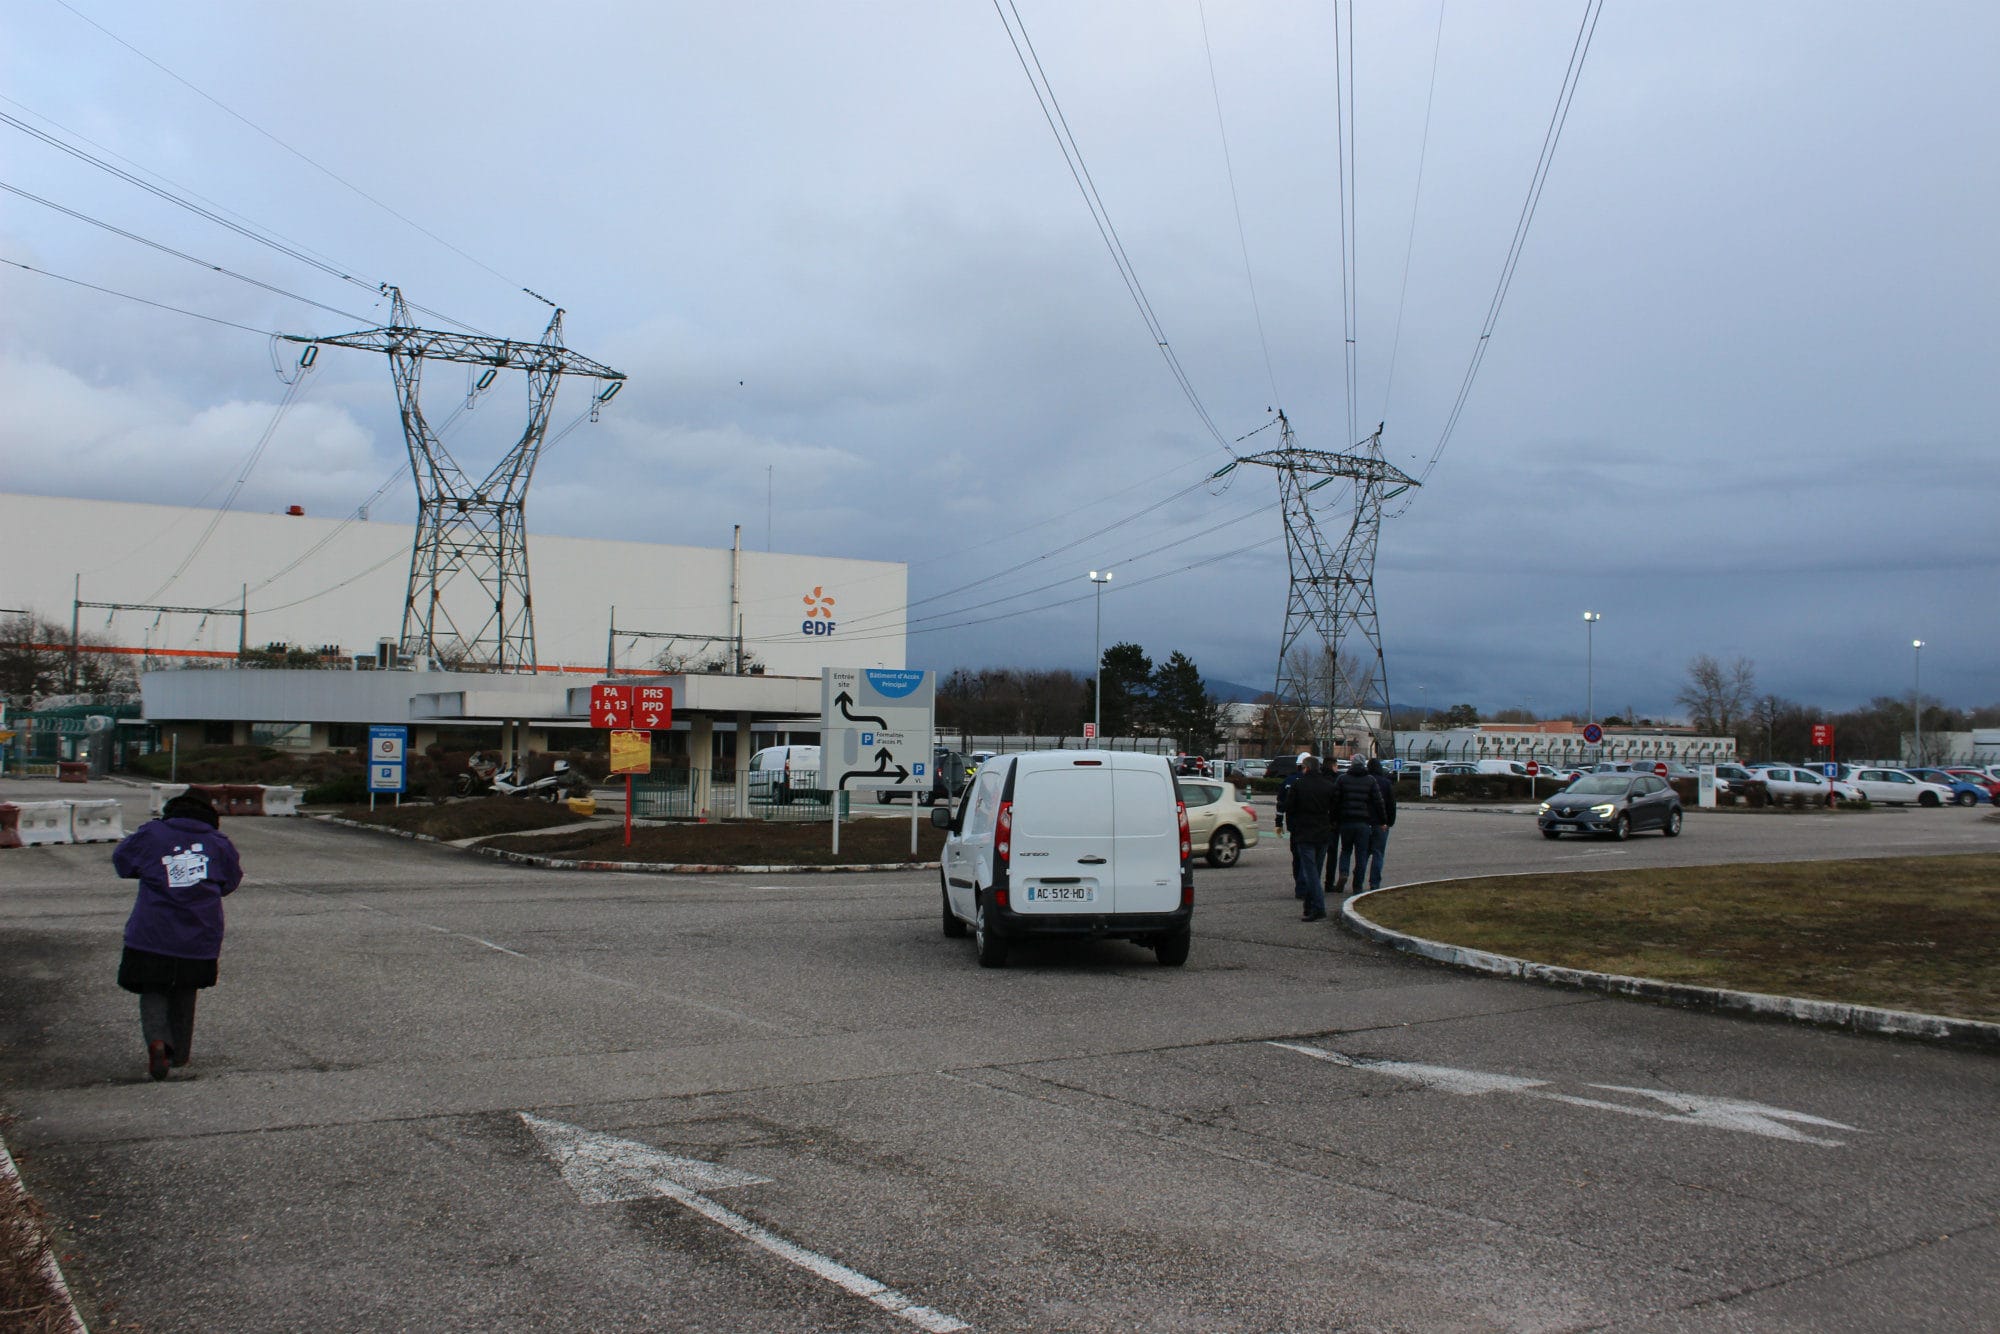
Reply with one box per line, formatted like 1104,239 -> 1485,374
2,492 -> 907,775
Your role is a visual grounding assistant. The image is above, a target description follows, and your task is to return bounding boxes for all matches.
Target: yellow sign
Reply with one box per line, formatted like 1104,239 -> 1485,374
608,729 -> 652,775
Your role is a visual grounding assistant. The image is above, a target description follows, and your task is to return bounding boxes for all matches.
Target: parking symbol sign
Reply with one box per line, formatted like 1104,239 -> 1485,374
861,731 -> 875,746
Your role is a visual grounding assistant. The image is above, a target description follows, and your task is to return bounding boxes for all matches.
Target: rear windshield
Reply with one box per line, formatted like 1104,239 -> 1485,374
1566,775 -> 1632,796
1014,768 -> 1109,837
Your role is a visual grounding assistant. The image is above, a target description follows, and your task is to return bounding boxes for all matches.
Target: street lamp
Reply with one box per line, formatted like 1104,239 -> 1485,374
1090,570 -> 1113,742
1912,639 -> 1925,765
1582,612 -> 1603,722
1418,683 -> 1427,731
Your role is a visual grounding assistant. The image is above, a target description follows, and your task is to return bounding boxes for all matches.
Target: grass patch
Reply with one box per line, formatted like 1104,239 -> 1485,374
0,1117 -> 74,1333
1362,854 -> 2000,1023
484,818 -> 946,866
337,796 -> 581,841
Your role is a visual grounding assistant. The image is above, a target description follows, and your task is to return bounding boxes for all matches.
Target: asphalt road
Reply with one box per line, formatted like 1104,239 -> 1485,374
3,779 -> 1997,1332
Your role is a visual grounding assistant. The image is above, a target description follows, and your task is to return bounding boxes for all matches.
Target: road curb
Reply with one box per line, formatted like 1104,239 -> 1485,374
1340,882 -> 2000,1051
0,1130 -> 89,1333
315,815 -> 940,875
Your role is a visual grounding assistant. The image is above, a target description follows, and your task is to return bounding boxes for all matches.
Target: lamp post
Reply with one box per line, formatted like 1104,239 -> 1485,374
1090,570 -> 1113,742
1582,611 -> 1602,722
1912,639 -> 1925,765
1418,683 -> 1427,731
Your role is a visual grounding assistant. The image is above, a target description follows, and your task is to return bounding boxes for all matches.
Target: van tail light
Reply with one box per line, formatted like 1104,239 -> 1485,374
996,801 -> 1013,866
1177,801 -> 1191,863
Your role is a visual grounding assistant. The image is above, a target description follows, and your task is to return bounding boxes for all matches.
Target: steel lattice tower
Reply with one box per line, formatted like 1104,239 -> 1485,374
284,288 -> 625,671
1234,412 -> 1418,754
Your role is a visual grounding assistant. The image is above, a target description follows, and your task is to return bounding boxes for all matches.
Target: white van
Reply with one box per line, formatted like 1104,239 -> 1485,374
1474,759 -> 1530,777
931,750 -> 1193,968
746,745 -> 825,804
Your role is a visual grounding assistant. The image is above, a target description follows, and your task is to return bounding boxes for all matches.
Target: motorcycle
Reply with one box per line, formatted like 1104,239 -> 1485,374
453,753 -> 592,801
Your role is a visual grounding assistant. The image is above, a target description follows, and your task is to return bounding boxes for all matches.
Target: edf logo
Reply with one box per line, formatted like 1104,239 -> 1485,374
801,585 -> 837,636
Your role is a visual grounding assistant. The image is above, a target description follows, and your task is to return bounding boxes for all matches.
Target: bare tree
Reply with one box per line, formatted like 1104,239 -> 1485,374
1677,653 -> 1756,734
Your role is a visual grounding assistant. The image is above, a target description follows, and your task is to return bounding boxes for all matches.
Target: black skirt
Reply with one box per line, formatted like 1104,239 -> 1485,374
117,946 -> 219,994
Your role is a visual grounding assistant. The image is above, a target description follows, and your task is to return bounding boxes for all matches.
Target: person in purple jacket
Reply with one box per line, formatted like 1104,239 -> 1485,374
112,791 -> 244,1081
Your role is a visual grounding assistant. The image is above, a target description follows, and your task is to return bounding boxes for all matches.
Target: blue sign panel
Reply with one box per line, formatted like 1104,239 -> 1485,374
368,725 -> 409,794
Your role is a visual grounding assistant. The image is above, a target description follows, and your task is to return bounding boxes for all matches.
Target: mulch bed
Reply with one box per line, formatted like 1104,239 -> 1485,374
484,818 -> 946,866
335,796 -> 580,841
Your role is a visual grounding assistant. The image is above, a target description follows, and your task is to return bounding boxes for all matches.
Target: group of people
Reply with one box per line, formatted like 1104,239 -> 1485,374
1274,753 -> 1396,922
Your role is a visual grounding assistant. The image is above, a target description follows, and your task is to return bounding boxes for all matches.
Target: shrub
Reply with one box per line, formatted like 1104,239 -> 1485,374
305,772 -> 368,805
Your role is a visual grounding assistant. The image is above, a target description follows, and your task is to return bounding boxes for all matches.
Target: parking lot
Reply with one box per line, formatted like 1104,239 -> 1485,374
4,785 -> 1999,1331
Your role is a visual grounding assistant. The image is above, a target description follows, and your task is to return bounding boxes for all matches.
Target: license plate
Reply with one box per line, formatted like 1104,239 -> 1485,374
1027,884 -> 1096,903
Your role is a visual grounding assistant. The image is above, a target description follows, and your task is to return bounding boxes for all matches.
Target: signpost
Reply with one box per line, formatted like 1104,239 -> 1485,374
821,667 -> 936,856
1524,758 -> 1538,798
1582,722 -> 1603,746
1653,761 -> 1670,778
1811,723 -> 1834,749
592,683 -> 671,847
1082,722 -> 1098,741
367,725 -> 408,810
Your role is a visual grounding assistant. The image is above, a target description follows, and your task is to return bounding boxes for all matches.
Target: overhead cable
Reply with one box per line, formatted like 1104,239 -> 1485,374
1379,0 -> 1448,421
1197,0 -> 1283,411
991,0 -> 1236,458
1333,0 -> 1360,449
0,254 -> 275,336
1395,0 -> 1605,514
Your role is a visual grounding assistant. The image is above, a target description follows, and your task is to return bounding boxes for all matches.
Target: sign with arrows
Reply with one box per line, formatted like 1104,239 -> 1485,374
821,668 -> 934,791
633,685 -> 672,730
521,1114 -> 968,1332
590,684 -> 633,729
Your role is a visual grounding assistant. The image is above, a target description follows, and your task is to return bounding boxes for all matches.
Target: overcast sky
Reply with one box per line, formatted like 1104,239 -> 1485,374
3,1 -> 1994,717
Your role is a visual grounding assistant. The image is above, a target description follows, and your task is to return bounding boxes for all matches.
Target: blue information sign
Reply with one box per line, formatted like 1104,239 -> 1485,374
368,725 -> 409,794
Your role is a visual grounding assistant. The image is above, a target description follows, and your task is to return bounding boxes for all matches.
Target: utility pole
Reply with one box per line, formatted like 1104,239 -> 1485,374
282,287 -> 625,672
1222,413 -> 1417,756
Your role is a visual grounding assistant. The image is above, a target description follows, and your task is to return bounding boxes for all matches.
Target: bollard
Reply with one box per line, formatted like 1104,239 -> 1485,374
57,761 -> 89,783
68,799 -> 125,844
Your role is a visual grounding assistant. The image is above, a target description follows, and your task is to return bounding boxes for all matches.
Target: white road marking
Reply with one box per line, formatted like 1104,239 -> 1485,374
1268,1042 -> 1861,1147
522,1115 -> 969,1332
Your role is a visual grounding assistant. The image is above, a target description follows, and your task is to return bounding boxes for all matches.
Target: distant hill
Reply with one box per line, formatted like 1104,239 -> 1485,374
1204,678 -> 1269,704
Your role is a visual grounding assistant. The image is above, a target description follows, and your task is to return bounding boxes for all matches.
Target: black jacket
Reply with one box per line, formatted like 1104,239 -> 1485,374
1286,771 -> 1339,841
1333,768 -> 1386,825
1374,773 -> 1398,828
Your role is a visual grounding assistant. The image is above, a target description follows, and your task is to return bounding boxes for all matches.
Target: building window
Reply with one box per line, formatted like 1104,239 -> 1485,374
202,721 -> 234,746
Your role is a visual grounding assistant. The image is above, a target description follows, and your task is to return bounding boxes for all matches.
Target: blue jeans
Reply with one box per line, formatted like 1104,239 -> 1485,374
1362,825 -> 1390,890
1333,822 -> 1373,887
1294,839 -> 1329,916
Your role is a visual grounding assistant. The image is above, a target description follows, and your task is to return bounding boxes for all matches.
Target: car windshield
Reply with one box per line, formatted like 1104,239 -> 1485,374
1565,775 -> 1632,796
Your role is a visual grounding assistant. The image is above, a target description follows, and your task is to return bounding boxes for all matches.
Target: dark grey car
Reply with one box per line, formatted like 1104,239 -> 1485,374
1537,773 -> 1683,840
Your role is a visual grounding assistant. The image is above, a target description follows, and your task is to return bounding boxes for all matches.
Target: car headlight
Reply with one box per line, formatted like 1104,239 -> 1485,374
1590,803 -> 1616,817
1537,802 -> 1551,815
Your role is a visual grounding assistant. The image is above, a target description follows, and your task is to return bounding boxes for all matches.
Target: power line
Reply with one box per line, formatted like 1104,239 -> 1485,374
1197,0 -> 1283,410
0,179 -> 374,323
1333,0 -> 1360,449
991,0 -> 1236,458
0,254 -> 275,336
1396,0 -> 1606,513
1380,0 -> 1448,421
51,0 -> 523,293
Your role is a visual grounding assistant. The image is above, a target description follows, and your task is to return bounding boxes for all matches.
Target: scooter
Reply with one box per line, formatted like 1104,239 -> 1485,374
453,754 -> 590,801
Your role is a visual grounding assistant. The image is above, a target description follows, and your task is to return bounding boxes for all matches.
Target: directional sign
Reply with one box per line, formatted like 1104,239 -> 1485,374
367,725 -> 407,794
633,685 -> 672,730
590,684 -> 634,729
1823,762 -> 1840,778
522,1114 -> 968,1332
821,667 -> 935,791
1811,723 -> 1834,748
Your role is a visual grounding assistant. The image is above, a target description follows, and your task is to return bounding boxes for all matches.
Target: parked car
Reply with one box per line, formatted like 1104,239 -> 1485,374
746,745 -> 826,804
1537,772 -> 1683,840
1943,768 -> 2000,801
1233,758 -> 1271,781
1908,768 -> 1993,806
1758,765 -> 1862,804
1177,777 -> 1260,867
1836,765 -> 1955,806
933,750 -> 1193,967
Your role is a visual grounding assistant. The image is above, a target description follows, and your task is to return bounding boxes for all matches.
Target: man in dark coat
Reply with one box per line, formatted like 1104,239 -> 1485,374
113,791 -> 244,1080
1273,751 -> 1309,898
1328,756 -> 1386,897
1286,757 -> 1339,921
1361,756 -> 1399,892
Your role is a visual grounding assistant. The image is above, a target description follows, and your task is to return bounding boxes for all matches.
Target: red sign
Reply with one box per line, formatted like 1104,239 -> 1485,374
1083,722 -> 1098,740
1653,762 -> 1670,777
633,685 -> 673,730
1811,723 -> 1834,748
1524,760 -> 1539,777
590,684 -> 634,729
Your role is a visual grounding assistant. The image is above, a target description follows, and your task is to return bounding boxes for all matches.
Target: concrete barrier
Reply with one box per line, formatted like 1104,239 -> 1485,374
223,785 -> 264,817
14,802 -> 74,847
149,783 -> 191,815
261,786 -> 301,817
56,761 -> 89,783
0,804 -> 20,849
68,799 -> 125,844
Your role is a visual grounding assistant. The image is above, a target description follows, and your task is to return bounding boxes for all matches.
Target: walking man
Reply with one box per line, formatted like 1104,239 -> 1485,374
1287,756 -> 1338,921
1361,757 -> 1399,892
1328,756 -> 1386,898
1274,750 -> 1309,899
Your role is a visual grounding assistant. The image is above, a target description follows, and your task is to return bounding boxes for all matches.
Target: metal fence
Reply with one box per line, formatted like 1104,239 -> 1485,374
629,767 -> 853,823
1391,734 -> 1738,768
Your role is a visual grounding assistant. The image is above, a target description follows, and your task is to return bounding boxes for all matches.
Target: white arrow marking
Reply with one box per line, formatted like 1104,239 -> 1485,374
1268,1044 -> 1860,1147
521,1115 -> 969,1332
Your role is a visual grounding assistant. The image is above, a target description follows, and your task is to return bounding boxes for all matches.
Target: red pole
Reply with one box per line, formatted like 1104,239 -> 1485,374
624,774 -> 633,847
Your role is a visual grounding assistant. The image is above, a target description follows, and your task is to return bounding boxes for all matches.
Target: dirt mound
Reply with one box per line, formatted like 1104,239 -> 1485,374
484,818 -> 946,866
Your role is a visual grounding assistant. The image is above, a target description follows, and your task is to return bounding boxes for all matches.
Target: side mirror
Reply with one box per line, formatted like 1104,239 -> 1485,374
930,806 -> 954,831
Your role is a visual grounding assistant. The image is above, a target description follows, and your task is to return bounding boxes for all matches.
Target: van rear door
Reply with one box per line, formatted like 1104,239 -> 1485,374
1111,759 -> 1180,914
1008,761 -> 1114,914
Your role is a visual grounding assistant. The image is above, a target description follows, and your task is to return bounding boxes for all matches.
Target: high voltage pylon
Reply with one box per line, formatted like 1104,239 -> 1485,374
283,288 -> 625,672
1225,411 -> 1418,754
